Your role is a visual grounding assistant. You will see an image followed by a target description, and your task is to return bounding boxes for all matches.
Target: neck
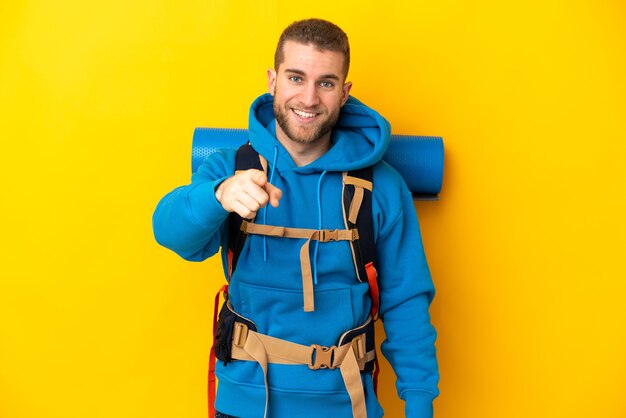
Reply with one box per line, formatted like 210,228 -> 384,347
275,124 -> 331,167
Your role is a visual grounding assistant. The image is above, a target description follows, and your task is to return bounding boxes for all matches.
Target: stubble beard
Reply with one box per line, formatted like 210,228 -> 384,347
273,100 -> 341,145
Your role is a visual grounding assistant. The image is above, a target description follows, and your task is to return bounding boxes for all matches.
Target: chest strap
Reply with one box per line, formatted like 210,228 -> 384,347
240,220 -> 359,312
230,315 -> 375,418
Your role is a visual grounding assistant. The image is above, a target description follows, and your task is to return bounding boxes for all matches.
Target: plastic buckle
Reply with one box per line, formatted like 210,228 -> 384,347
351,335 -> 366,361
321,229 -> 339,242
232,322 -> 249,348
309,344 -> 337,370
351,335 -> 367,370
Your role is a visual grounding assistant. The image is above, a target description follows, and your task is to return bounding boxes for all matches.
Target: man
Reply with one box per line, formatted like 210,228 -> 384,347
153,18 -> 439,418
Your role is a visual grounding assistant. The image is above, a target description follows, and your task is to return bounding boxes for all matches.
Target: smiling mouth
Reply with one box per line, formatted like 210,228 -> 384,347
292,108 -> 319,120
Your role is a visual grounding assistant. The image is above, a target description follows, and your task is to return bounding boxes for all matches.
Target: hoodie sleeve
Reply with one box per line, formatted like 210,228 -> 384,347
374,165 -> 440,417
152,149 -> 236,261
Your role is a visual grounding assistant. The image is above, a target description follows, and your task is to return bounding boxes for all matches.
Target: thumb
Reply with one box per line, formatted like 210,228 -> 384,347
264,182 -> 283,208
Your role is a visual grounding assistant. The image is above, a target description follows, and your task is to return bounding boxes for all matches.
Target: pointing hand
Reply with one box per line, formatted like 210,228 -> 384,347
215,169 -> 282,219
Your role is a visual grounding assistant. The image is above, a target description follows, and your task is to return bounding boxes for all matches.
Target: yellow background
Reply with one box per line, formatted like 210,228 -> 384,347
1,1 -> 625,417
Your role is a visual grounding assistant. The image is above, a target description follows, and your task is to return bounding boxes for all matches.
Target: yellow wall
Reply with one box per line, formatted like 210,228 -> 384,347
1,1 -> 625,417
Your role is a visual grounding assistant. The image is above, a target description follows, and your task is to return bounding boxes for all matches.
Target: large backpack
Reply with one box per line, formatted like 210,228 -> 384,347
208,143 -> 381,417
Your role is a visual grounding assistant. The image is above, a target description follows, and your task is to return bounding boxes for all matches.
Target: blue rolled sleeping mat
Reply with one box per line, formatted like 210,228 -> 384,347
192,128 -> 444,200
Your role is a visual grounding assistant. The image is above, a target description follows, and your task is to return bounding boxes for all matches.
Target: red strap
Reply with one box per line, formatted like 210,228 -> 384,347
227,249 -> 234,280
365,262 -> 379,320
365,261 -> 381,394
208,285 -> 228,418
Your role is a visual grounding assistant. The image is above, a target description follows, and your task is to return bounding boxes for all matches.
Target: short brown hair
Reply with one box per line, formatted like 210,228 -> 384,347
274,18 -> 350,78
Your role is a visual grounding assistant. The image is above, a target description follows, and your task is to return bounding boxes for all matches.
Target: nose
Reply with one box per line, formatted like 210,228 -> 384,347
299,81 -> 320,108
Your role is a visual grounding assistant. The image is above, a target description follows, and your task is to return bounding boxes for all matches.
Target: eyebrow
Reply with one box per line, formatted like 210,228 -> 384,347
284,68 -> 340,81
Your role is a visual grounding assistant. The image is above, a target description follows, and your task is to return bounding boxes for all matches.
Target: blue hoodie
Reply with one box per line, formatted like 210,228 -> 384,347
153,93 -> 439,417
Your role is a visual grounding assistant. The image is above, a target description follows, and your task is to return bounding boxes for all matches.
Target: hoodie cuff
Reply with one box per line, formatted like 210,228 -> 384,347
186,178 -> 230,228
404,391 -> 435,418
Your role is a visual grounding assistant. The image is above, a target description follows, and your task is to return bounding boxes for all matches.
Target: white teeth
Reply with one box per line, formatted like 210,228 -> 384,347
293,109 -> 316,118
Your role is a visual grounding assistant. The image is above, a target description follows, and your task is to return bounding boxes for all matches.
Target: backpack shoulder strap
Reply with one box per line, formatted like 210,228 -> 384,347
226,144 -> 265,279
342,167 -> 379,319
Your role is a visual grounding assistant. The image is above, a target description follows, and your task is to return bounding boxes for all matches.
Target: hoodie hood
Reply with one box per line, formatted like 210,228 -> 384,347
248,93 -> 391,173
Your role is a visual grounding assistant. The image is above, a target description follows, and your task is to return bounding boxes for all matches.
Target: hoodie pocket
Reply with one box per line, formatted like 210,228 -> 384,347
238,281 -> 354,345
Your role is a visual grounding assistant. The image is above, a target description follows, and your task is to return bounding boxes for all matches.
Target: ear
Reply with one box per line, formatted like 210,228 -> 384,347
340,81 -> 352,106
267,69 -> 277,96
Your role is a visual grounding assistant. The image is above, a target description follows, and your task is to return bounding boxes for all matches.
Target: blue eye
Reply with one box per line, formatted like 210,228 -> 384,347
320,81 -> 334,88
289,76 -> 302,83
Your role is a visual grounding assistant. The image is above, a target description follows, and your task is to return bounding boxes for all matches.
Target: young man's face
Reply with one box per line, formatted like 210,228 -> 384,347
268,41 -> 352,146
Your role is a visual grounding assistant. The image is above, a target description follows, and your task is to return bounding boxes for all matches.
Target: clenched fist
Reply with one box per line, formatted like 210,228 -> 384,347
215,169 -> 282,219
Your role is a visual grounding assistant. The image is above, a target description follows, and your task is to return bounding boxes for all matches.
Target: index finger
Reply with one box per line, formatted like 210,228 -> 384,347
247,169 -> 268,187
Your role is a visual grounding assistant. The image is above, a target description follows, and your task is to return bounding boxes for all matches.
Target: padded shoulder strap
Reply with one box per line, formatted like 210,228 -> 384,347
343,167 -> 379,319
227,144 -> 264,278
342,167 -> 376,279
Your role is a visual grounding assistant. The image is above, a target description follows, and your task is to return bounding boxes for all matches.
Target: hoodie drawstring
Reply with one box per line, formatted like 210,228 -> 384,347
262,145 -> 279,262
312,170 -> 327,285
